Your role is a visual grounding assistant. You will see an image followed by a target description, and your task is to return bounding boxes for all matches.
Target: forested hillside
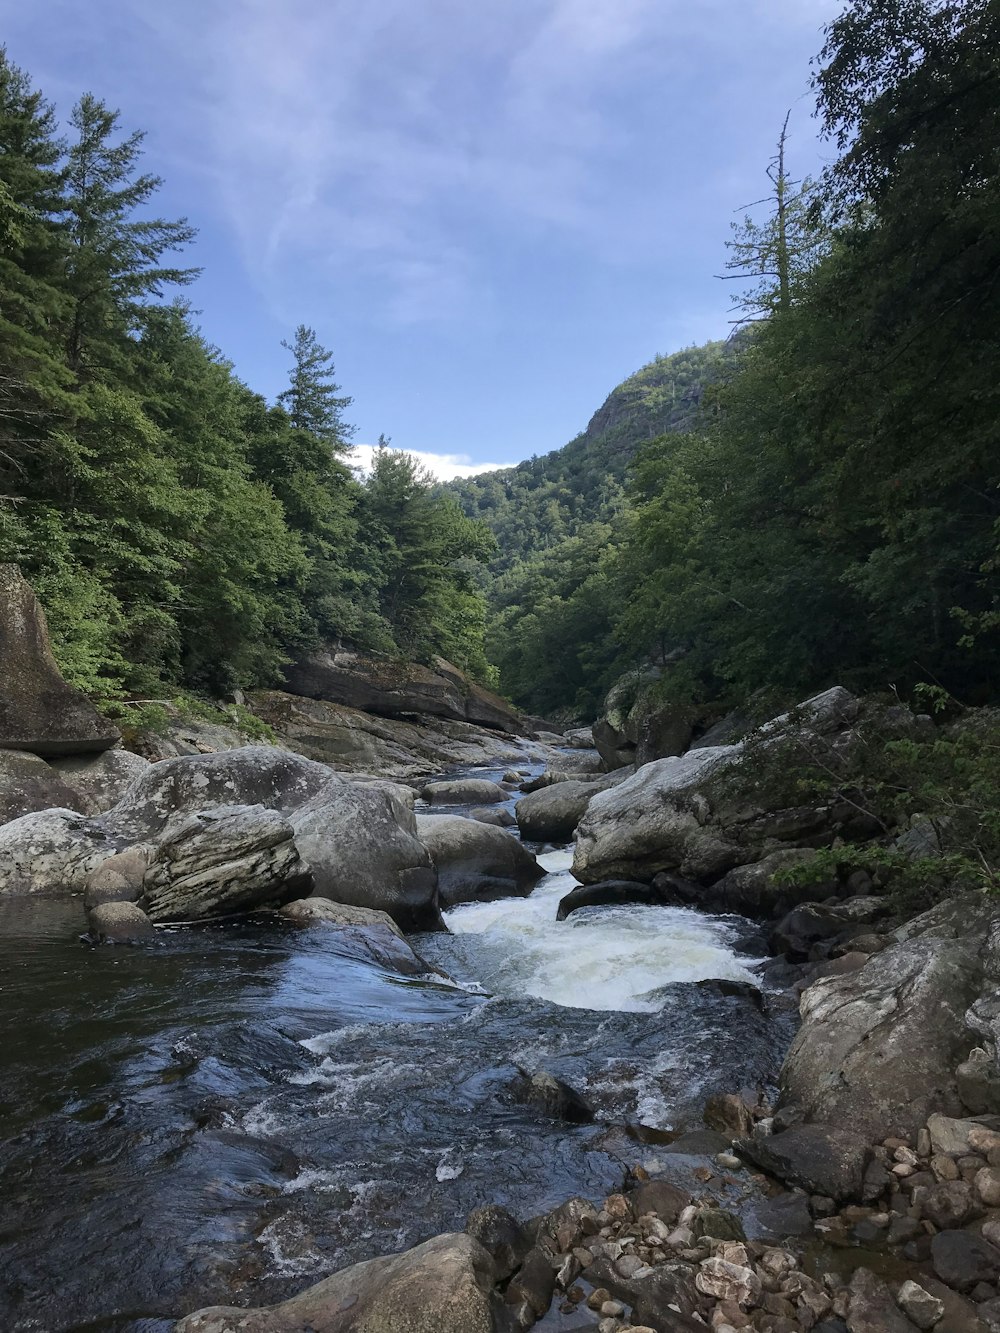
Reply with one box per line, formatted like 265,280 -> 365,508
0,50 -> 498,707
448,340 -> 727,572
456,0 -> 1000,725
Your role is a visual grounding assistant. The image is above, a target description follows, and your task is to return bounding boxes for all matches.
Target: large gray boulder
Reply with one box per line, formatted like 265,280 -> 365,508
0,564 -> 120,756
0,749 -> 84,824
174,1232 -> 508,1333
735,1122 -> 871,1201
0,807 -> 117,894
141,805 -> 310,922
573,687 -> 860,885
779,921 -> 986,1139
416,814 -> 544,907
515,770 -> 632,842
284,644 -> 523,733
49,748 -> 151,816
104,747 -> 339,842
291,780 -> 440,931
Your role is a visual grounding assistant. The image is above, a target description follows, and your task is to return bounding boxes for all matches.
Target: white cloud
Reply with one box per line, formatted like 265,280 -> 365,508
350,443 -> 515,482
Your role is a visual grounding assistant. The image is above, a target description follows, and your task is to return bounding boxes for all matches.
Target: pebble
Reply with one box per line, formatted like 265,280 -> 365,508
587,1287 -> 611,1311
891,1161 -> 915,1177
600,1299 -> 625,1316
930,1153 -> 959,1181
716,1152 -> 743,1170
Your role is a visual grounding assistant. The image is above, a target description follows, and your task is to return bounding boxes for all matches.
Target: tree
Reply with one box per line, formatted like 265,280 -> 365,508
720,112 -> 825,321
64,93 -> 198,375
277,324 -> 354,450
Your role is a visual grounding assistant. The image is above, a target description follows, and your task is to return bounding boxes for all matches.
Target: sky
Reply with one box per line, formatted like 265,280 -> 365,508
3,0 -> 844,478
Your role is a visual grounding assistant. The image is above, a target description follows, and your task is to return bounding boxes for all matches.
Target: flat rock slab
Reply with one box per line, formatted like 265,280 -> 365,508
736,1122 -> 871,1201
0,564 -> 120,755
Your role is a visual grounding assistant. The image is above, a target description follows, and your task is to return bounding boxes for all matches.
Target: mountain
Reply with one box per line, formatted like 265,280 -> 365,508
447,340 -> 729,572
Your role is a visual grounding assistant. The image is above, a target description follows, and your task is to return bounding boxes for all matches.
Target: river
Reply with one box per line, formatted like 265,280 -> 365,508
0,755 -> 791,1332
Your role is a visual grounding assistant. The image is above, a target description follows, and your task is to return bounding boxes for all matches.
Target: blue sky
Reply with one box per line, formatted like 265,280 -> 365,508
5,0 -> 843,477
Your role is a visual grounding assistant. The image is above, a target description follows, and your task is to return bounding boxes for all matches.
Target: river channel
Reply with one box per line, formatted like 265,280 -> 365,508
0,755 -> 791,1332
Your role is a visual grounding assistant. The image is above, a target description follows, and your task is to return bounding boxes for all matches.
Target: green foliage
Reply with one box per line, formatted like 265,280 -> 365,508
277,324 -> 354,450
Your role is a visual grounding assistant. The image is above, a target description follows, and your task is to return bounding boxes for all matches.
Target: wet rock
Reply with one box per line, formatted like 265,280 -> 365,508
847,1267 -> 916,1332
49,748 -> 151,816
465,1205 -> 529,1282
736,1123 -> 870,1201
628,1179 -> 692,1224
896,1281 -> 945,1330
87,900 -> 155,943
931,1230 -> 1000,1292
691,1207 -> 746,1242
174,1231 -> 507,1332
82,846 -> 150,909
704,1092 -> 754,1138
279,897 -> 401,933
662,1128 -> 733,1156
779,935 -> 983,1139
753,1191 -> 814,1240
556,878 -> 675,921
0,564 -> 120,756
511,1069 -> 594,1123
505,1246 -> 556,1318
416,814 -> 543,907
959,1049 -> 1000,1117
292,780 -> 440,931
516,772 -> 629,842
772,903 -> 851,960
142,805 -> 310,922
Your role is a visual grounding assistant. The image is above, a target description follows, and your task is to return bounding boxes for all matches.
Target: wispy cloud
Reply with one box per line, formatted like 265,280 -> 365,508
350,442 -> 515,482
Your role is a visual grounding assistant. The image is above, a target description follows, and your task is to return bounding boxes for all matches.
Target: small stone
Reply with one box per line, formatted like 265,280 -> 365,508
615,1253 -> 644,1278
696,1256 -> 762,1307
917,1128 -> 931,1158
811,1196 -> 837,1218
694,1165 -> 714,1182
894,1146 -> 919,1166
717,1152 -> 743,1170
598,1319 -> 621,1333
604,1193 -> 632,1222
983,1220 -> 1000,1249
600,1300 -> 625,1316
970,1127 -> 1000,1155
976,1167 -> 1000,1207
896,1279 -> 945,1329
931,1154 -> 960,1182
587,1287 -> 611,1311
891,1162 -> 915,1177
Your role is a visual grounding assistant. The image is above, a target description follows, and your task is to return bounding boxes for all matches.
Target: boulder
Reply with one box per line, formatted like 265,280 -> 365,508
573,687 -> 861,886
465,1206 -> 529,1283
142,805 -> 310,922
104,746 -> 338,842
416,814 -> 544,908
846,1268 -> 916,1333
0,563 -> 120,756
556,879 -> 676,920
0,807 -> 117,895
86,900 -> 155,944
779,934 -> 984,1139
515,771 -> 630,842
291,780 -> 440,932
284,644 -> 523,733
0,748 -> 85,824
931,1230 -> 1000,1292
278,899 -> 431,976
511,1069 -> 594,1123
421,778 -> 509,806
735,1123 -> 871,1201
467,806 -> 517,828
48,748 -> 152,815
174,1231 -> 507,1333
83,848 -> 149,909
708,849 -> 836,920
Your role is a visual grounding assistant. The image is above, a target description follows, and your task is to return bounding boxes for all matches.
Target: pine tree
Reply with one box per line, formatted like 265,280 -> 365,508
64,93 -> 198,376
0,49 -> 74,504
277,324 -> 354,450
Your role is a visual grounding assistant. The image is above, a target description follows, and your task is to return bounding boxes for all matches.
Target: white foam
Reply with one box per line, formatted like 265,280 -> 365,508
444,862 -> 759,1013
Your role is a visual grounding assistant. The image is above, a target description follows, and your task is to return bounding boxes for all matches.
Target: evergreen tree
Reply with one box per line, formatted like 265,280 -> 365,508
64,93 -> 198,376
277,324 -> 354,450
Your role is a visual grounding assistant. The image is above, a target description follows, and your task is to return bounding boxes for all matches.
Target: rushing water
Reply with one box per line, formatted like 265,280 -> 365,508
0,757 -> 790,1333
